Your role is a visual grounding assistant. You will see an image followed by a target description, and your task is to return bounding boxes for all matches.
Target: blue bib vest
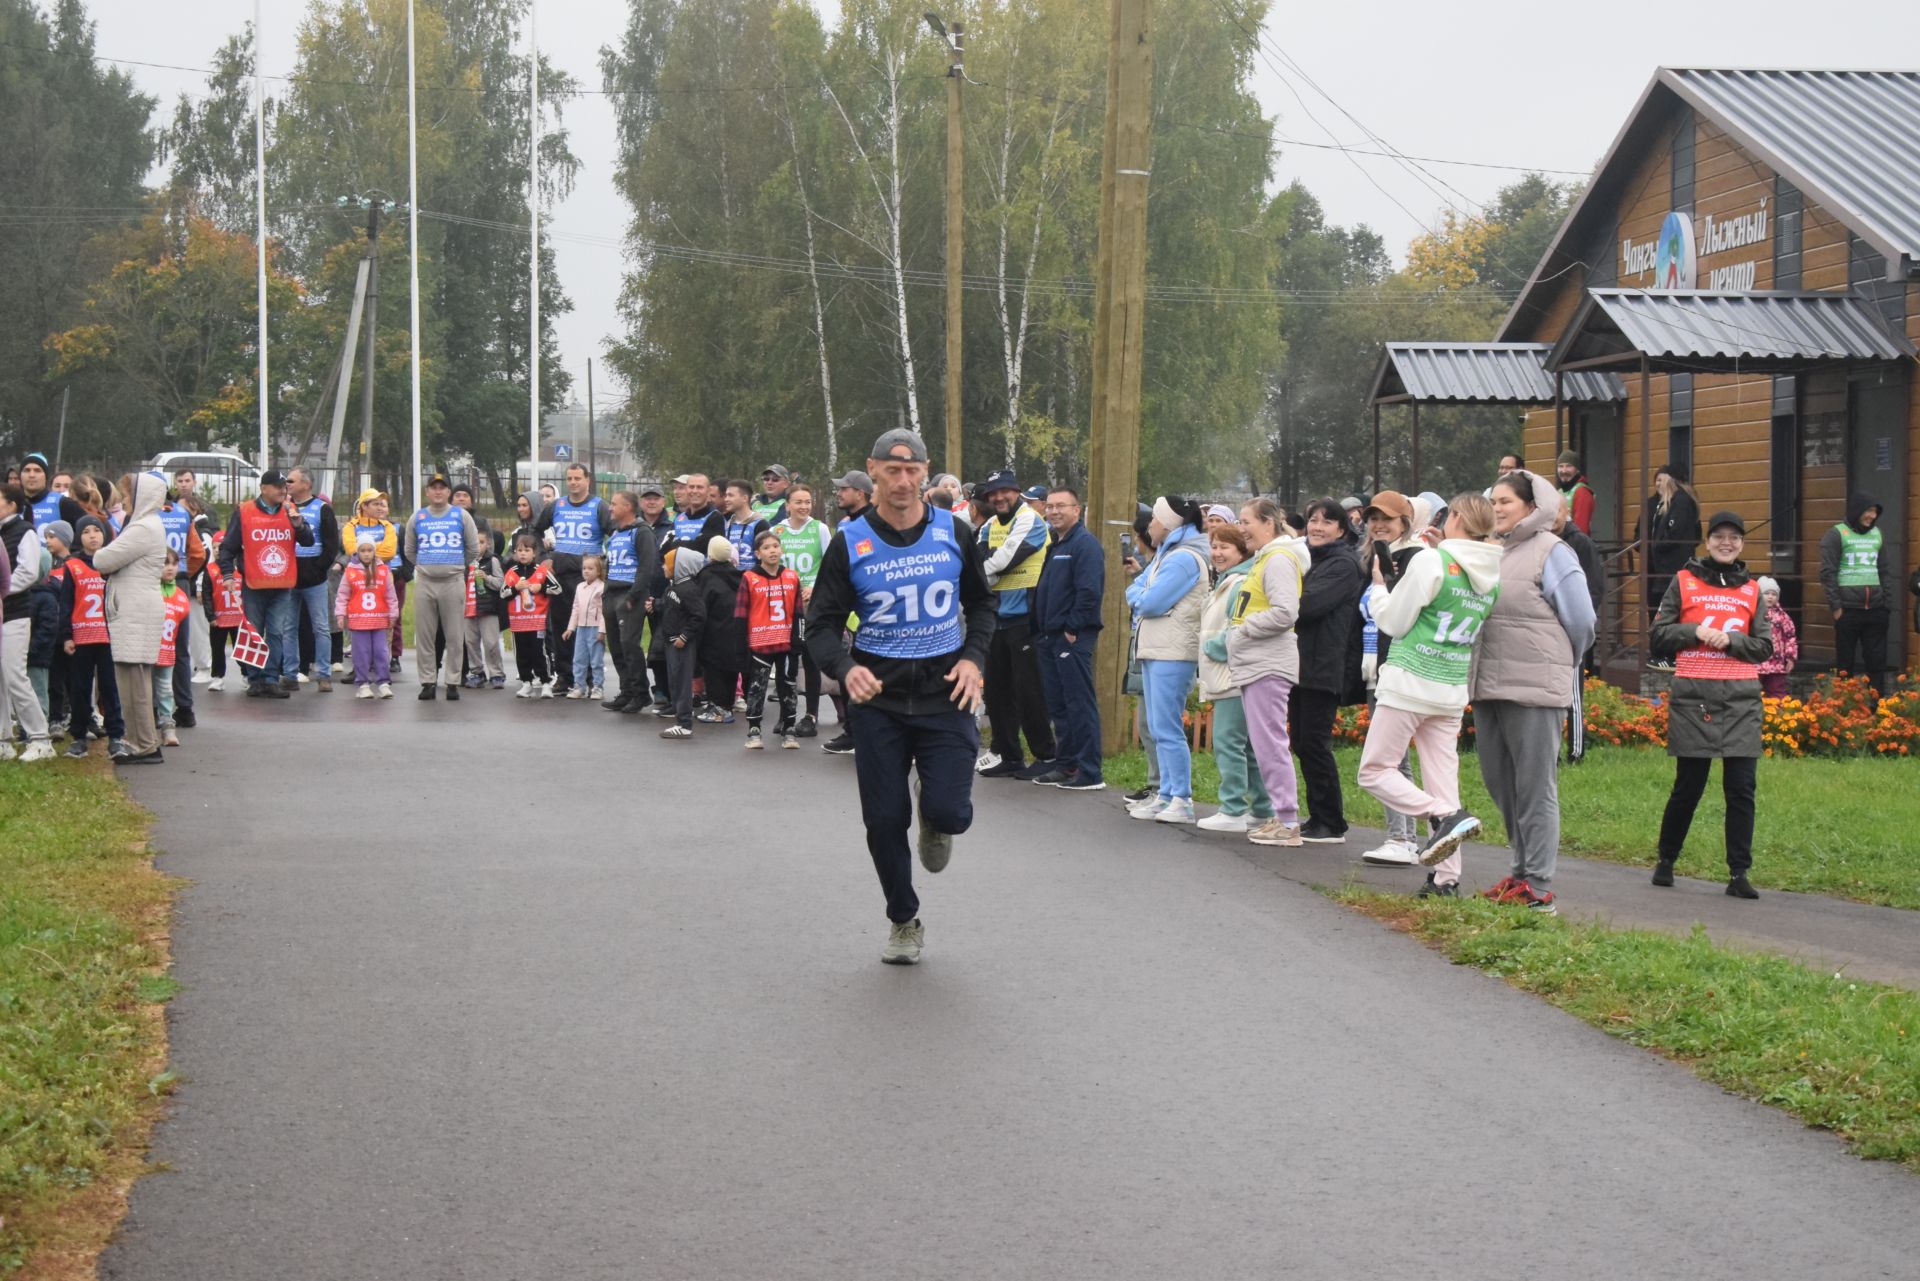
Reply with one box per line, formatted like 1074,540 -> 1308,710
550,497 -> 606,556
672,509 -> 709,547
294,498 -> 327,557
844,507 -> 966,660
30,492 -> 62,528
157,505 -> 193,571
726,517 -> 761,571
607,527 -> 639,584
413,507 -> 467,567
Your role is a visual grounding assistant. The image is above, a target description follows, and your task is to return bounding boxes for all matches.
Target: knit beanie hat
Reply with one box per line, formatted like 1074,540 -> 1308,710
706,535 -> 736,565
41,519 -> 73,548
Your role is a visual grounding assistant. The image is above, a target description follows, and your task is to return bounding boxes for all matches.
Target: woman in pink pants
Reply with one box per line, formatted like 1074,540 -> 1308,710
1356,492 -> 1504,895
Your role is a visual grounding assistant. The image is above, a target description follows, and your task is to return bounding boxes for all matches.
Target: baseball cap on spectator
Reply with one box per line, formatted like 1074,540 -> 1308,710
260,470 -> 288,488
638,479 -> 665,496
871,428 -> 929,463
426,472 -> 451,489
672,473 -> 697,485
980,469 -> 1021,496
1362,491 -> 1414,525
832,471 -> 874,494
1022,484 -> 1048,502
761,464 -> 791,480
1339,495 -> 1363,512
1707,510 -> 1746,536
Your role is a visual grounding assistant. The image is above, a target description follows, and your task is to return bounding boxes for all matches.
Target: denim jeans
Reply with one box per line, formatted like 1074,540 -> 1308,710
294,581 -> 332,676
571,625 -> 606,690
241,586 -> 299,685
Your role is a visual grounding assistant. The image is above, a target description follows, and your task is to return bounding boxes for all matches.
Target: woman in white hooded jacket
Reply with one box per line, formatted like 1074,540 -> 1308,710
1356,492 -> 1504,894
92,471 -> 170,761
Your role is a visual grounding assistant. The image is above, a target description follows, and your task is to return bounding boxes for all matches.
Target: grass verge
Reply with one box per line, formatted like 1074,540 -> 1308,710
1332,888 -> 1920,1170
1105,745 -> 1920,909
0,760 -> 177,1277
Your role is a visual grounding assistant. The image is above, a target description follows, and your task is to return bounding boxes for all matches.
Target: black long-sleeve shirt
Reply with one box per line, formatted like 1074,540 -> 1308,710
805,503 -> 995,718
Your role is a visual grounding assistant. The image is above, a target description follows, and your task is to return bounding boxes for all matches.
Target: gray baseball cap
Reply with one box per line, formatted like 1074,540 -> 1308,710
870,427 -> 929,464
831,471 -> 875,494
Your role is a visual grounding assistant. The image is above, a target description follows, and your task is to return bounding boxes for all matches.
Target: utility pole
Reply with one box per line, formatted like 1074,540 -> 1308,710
586,358 -> 596,490
358,198 -> 382,494
927,12 -> 964,479
1087,0 -> 1153,756
253,0 -> 269,471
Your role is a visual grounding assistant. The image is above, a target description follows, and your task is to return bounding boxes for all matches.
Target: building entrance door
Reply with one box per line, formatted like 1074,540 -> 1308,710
1848,369 -> 1909,671
1576,403 -> 1623,544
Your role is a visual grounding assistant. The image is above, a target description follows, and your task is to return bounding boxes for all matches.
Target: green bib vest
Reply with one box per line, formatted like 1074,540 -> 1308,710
1385,550 -> 1499,686
1834,524 -> 1882,589
775,519 -> 828,588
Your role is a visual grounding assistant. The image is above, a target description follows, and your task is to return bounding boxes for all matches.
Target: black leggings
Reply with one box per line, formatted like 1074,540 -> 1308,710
513,632 -> 550,683
1658,755 -> 1757,874
1289,686 -> 1346,833
209,625 -> 239,679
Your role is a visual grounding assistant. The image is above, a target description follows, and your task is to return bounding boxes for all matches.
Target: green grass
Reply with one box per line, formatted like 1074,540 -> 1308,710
1107,744 -> 1920,909
1334,890 -> 1920,1170
0,761 -> 176,1274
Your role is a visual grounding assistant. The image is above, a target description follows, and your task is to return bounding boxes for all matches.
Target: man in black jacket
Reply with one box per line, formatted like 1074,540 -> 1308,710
806,428 -> 994,966
286,468 -> 342,691
1028,486 -> 1106,791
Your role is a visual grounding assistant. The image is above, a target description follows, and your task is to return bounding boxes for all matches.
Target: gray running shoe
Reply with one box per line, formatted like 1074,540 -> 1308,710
915,776 -> 952,873
881,919 -> 924,965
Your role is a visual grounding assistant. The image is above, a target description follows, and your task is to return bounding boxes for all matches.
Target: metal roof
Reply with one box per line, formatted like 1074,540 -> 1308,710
1666,69 -> 1920,274
1546,289 -> 1916,372
1369,343 -> 1627,406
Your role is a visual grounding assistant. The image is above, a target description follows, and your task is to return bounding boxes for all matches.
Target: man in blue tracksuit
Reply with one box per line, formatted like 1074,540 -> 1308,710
1028,486 -> 1106,790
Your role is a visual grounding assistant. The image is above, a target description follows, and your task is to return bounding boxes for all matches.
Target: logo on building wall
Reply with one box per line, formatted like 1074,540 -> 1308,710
1653,211 -> 1696,290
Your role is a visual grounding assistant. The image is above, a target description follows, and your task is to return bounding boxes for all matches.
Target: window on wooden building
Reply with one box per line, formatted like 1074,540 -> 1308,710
1774,179 -> 1802,290
1770,376 -> 1799,569
1668,373 -> 1694,479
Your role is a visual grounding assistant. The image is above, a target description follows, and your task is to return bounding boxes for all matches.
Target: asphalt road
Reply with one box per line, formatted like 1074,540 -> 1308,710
100,679 -> 1920,1280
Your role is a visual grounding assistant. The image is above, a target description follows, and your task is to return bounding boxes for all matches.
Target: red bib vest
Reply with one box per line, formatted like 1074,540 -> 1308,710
503,565 -> 551,633
238,501 -> 298,588
343,562 -> 395,631
208,565 -> 246,628
1674,571 -> 1761,681
157,588 -> 192,667
464,566 -> 478,619
66,558 -> 109,645
744,567 -> 800,653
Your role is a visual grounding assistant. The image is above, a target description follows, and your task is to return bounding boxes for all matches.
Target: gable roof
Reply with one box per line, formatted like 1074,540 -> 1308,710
1369,343 -> 1627,406
1498,68 -> 1920,342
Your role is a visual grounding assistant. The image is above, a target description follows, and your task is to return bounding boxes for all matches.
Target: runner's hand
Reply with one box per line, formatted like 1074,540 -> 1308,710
844,664 -> 883,704
945,659 -> 984,712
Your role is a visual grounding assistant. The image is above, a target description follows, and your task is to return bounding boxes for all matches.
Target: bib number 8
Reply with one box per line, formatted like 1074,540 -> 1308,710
865,579 -> 956,626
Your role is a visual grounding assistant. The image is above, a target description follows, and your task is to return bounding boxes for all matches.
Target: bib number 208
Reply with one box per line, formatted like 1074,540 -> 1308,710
864,580 -> 955,626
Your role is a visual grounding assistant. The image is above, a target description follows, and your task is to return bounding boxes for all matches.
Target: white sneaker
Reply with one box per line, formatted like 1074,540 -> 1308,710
589,686 -> 603,700
208,677 -> 225,693
539,681 -> 556,699
191,670 -> 213,685
331,661 -> 344,674
0,741 -> 14,762
733,696 -> 747,712
881,919 -> 924,965
1197,811 -> 1255,833
297,672 -> 310,684
1155,797 -> 1196,824
18,741 -> 55,763
377,683 -> 393,699
565,687 -> 586,700
162,728 -> 181,747
975,750 -> 1003,774
1360,838 -> 1422,867
356,684 -> 374,699
516,681 -> 534,698
1129,796 -> 1169,820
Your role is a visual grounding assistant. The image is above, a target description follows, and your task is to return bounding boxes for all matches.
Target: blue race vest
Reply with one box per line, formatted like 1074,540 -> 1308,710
726,517 -> 761,571
672,509 -> 710,547
844,507 -> 966,660
550,496 -> 606,556
294,498 -> 327,557
412,507 -> 467,567
30,492 -> 62,528
158,505 -> 193,571
606,527 -> 639,584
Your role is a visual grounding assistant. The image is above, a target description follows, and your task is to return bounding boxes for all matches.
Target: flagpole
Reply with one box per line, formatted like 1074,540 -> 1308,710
407,0 -> 423,511
254,0 -> 269,470
528,0 -> 541,494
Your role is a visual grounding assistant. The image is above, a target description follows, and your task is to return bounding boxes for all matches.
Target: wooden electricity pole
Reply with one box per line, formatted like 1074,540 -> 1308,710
942,20 -> 966,480
1088,0 -> 1153,755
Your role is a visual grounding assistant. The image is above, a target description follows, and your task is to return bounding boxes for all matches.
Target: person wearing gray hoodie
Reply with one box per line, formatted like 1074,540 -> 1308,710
656,547 -> 707,738
1469,470 -> 1596,913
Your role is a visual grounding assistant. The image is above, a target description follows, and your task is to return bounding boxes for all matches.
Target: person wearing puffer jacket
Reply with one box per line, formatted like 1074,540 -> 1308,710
1196,524 -> 1272,833
1357,492 -> 1505,897
1124,496 -> 1212,825
91,472 -> 171,763
1227,496 -> 1305,847
1470,471 -> 1596,913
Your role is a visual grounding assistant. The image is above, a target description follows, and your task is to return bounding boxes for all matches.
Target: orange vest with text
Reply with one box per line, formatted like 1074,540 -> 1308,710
66,558 -> 109,645
208,564 -> 246,628
343,562 -> 396,631
237,501 -> 299,589
743,566 -> 801,654
1674,571 -> 1761,681
157,588 -> 192,667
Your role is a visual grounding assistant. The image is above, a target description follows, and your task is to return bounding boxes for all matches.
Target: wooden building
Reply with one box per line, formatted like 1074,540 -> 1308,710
1397,69 -> 1920,687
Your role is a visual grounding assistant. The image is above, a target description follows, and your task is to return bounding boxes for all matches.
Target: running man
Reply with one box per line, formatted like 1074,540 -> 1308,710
806,428 -> 995,966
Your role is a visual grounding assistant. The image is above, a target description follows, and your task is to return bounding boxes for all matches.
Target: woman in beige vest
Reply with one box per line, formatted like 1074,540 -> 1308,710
1469,472 -> 1596,913
1124,496 -> 1212,825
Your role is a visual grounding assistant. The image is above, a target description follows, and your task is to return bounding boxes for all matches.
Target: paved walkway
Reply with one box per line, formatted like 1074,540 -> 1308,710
100,685 -> 1920,1279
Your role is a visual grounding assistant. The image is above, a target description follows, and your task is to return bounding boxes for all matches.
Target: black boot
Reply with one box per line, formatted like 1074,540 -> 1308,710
445,683 -> 459,701
1652,858 -> 1676,887
418,685 -> 438,701
1726,874 -> 1759,900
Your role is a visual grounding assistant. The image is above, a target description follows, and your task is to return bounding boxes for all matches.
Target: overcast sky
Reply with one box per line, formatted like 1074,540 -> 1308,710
82,0 -> 1913,407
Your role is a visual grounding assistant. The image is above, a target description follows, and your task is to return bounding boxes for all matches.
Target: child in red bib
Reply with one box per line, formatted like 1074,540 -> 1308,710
205,561 -> 248,691
154,548 -> 194,746
502,533 -> 559,697
57,516 -> 127,758
334,533 -> 400,697
738,529 -> 803,748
